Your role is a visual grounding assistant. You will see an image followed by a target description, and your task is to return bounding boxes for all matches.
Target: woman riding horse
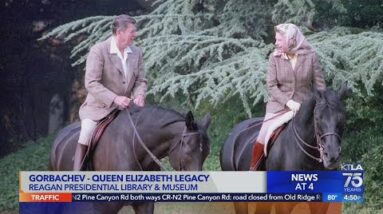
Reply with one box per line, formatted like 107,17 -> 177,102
220,23 -> 348,214
250,23 -> 326,170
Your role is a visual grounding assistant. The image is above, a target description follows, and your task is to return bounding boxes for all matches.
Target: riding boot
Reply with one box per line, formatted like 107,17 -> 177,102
73,143 -> 88,171
249,142 -> 264,171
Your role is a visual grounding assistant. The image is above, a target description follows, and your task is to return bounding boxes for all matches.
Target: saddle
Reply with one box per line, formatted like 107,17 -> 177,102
83,109 -> 120,170
246,118 -> 287,154
265,124 -> 287,153
246,120 -> 287,171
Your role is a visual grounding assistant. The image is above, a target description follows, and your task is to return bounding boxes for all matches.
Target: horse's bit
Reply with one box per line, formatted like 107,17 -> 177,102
292,102 -> 342,163
127,110 -> 202,171
168,128 -> 203,171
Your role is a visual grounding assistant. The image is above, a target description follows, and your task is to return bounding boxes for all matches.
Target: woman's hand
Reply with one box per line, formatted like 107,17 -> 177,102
286,100 -> 301,113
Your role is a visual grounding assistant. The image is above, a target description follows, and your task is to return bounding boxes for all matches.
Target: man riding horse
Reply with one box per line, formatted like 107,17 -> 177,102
50,14 -> 212,214
74,14 -> 147,170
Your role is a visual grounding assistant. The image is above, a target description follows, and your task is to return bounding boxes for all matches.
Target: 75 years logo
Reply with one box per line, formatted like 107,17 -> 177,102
341,163 -> 364,193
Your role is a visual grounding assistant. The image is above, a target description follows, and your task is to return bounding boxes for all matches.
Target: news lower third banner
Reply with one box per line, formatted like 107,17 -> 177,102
19,165 -> 364,203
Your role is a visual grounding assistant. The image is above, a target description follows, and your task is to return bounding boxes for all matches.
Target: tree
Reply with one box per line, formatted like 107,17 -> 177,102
41,0 -> 383,117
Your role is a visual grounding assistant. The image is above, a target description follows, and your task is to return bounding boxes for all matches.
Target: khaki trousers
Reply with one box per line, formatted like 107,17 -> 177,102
78,119 -> 98,145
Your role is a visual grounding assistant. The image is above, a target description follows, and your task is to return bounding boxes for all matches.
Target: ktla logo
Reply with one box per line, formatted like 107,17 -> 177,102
342,172 -> 363,188
341,163 -> 364,188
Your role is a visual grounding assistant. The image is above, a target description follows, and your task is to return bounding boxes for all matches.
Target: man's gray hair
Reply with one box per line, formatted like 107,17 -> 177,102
112,15 -> 136,35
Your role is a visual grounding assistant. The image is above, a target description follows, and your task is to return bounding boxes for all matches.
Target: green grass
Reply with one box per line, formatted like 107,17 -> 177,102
0,135 -> 53,211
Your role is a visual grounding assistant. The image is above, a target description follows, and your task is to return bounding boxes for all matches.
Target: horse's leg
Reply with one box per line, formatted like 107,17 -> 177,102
327,203 -> 342,214
92,202 -> 124,214
308,202 -> 339,214
132,202 -> 154,214
274,202 -> 297,214
254,202 -> 272,214
233,202 -> 248,214
64,202 -> 122,214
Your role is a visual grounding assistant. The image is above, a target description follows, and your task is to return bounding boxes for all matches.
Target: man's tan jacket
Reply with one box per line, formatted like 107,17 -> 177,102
79,37 -> 147,121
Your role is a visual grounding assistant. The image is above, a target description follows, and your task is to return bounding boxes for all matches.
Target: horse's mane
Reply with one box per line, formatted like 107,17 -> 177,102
315,90 -> 345,113
127,105 -> 185,128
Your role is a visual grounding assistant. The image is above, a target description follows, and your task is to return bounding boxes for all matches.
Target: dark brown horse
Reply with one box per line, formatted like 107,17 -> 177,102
49,106 -> 211,214
220,86 -> 349,214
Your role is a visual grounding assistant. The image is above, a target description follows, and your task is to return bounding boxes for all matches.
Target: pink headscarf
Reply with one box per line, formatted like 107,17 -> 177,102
273,23 -> 313,59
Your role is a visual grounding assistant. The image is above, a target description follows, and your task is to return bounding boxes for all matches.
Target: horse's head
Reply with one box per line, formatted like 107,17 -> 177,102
313,84 -> 350,169
169,111 -> 211,171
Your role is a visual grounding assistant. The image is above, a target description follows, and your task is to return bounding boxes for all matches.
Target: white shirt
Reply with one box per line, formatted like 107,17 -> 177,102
110,36 -> 132,78
288,54 -> 297,70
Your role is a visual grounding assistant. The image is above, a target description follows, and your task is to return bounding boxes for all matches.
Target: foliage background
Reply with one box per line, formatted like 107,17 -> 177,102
1,0 -> 382,213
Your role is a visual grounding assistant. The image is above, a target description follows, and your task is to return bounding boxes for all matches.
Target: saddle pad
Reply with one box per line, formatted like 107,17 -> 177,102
84,109 -> 120,170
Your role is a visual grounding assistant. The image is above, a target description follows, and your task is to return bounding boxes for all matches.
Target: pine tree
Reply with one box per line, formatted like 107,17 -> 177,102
41,0 -> 383,117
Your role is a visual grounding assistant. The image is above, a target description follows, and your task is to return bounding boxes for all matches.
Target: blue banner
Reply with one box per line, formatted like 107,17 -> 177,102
267,171 -> 344,193
266,167 -> 364,203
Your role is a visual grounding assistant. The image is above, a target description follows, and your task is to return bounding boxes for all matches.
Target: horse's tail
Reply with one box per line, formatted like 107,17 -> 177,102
220,131 -> 236,171
220,118 -> 263,171
48,160 -> 53,171
49,122 -> 81,171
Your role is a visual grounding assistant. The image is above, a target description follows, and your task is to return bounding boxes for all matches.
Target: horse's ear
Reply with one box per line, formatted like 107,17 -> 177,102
185,111 -> 197,131
338,81 -> 352,100
314,88 -> 324,102
200,112 -> 211,130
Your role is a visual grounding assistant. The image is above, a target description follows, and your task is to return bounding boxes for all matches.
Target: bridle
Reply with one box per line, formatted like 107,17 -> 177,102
168,127 -> 203,171
292,102 -> 342,163
127,110 -> 204,171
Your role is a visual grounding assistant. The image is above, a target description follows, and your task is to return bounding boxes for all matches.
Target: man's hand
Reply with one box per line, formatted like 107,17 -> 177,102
286,100 -> 301,113
113,96 -> 131,108
133,95 -> 145,107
